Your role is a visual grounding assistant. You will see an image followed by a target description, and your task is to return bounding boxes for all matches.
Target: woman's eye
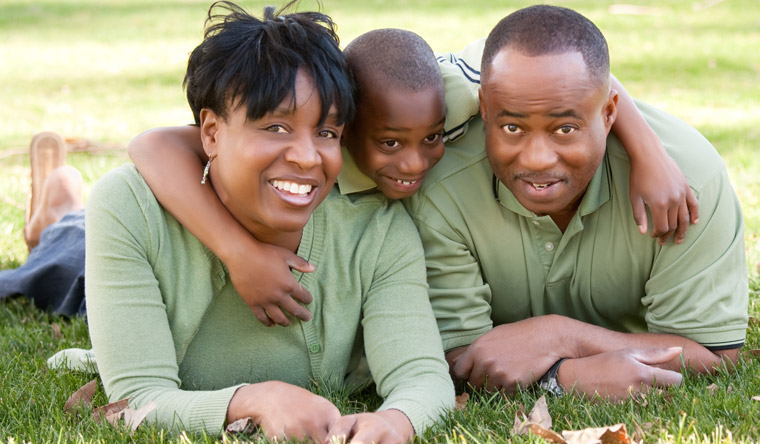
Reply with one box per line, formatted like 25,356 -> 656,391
265,125 -> 288,133
318,129 -> 338,139
555,125 -> 576,135
424,133 -> 442,143
382,140 -> 401,148
503,124 -> 522,134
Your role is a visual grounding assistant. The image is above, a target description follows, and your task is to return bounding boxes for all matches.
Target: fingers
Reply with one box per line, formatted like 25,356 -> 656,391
252,306 -> 275,327
452,351 -> 476,386
289,281 -> 314,306
262,305 -> 291,327
633,346 -> 683,366
673,201 -> 690,244
686,187 -> 699,224
630,194 -> 648,235
652,205 -> 677,245
325,416 -> 356,444
279,296 -> 312,322
287,254 -> 316,275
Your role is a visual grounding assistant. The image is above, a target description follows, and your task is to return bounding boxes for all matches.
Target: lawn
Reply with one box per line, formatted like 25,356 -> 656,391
1,0 -> 759,442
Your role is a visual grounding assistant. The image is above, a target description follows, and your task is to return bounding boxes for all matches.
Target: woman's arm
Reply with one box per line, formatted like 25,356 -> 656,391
127,126 -> 314,326
610,75 -> 699,244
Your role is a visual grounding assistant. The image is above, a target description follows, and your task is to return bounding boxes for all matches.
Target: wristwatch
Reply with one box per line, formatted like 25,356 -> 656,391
538,358 -> 567,396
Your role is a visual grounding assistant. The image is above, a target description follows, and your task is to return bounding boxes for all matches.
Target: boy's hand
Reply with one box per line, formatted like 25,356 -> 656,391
226,235 -> 315,327
629,152 -> 699,245
326,410 -> 414,444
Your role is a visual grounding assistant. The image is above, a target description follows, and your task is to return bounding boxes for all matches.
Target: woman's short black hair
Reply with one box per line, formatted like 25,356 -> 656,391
184,1 -> 355,126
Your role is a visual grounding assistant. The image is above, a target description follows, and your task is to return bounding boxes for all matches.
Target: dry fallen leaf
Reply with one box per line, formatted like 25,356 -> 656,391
64,378 -> 98,413
746,349 -> 760,358
563,424 -> 631,444
51,323 -> 63,340
226,417 -> 257,434
123,401 -> 157,431
705,383 -> 719,395
93,398 -> 130,424
513,395 -> 565,443
455,393 -> 470,410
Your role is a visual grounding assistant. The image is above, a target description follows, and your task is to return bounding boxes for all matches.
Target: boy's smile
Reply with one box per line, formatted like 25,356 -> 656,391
343,85 -> 446,200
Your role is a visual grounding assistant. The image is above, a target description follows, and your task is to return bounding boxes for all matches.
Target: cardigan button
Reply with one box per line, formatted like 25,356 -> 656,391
309,344 -> 321,353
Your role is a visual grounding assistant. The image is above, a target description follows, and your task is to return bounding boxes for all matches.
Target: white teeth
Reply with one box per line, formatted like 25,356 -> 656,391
532,183 -> 549,190
272,180 -> 313,196
395,179 -> 417,186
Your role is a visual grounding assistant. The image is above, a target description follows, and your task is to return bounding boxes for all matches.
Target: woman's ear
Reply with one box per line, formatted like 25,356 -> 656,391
199,108 -> 219,156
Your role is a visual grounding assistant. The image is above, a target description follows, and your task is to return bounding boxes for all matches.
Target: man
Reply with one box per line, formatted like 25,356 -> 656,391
406,5 -> 748,400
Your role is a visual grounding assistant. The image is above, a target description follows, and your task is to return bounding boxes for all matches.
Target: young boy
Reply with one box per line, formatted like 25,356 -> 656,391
128,29 -> 697,326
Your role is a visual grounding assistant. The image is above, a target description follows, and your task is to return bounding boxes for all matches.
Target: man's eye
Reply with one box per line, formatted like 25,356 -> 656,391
424,133 -> 442,143
554,125 -> 576,135
265,125 -> 288,133
318,129 -> 338,139
503,124 -> 522,134
382,140 -> 400,148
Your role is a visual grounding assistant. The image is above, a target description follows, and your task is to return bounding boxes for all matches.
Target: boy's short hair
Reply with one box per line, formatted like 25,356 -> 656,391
344,28 -> 443,100
482,5 -> 609,85
184,1 -> 355,126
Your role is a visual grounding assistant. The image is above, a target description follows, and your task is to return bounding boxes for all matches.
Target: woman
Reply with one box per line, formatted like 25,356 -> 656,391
83,2 -> 454,441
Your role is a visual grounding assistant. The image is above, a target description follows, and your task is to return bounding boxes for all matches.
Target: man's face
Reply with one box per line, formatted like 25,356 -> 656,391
342,85 -> 446,199
479,48 -> 617,227
201,70 -> 343,242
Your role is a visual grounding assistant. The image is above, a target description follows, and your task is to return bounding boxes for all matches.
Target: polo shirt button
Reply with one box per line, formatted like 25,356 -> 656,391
544,242 -> 555,251
309,344 -> 321,353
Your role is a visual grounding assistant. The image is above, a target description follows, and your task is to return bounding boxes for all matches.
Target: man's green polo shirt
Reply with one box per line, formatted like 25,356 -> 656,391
405,101 -> 749,353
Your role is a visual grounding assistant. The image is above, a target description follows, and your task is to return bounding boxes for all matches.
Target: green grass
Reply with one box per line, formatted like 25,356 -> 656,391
2,0 -> 760,442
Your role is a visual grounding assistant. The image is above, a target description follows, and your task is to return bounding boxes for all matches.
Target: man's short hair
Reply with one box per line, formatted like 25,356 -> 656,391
481,5 -> 609,85
184,0 -> 355,126
343,28 -> 443,100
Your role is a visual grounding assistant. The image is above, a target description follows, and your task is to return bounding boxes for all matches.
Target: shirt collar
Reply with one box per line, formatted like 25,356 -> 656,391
336,145 -> 378,195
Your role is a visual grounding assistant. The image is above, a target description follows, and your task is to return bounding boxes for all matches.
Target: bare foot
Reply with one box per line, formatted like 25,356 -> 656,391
24,166 -> 85,250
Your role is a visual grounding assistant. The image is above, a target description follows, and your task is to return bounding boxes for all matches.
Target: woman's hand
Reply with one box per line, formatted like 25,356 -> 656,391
227,381 -> 340,442
326,410 -> 414,444
224,233 -> 315,326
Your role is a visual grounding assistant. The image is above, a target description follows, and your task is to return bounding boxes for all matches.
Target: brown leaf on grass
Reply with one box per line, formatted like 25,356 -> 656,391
748,316 -> 759,327
745,349 -> 760,358
64,378 -> 98,413
51,322 -> 63,340
93,398 -> 130,424
563,424 -> 632,444
455,393 -> 470,410
226,417 -> 257,434
123,401 -> 157,431
513,395 -> 565,443
705,383 -> 719,395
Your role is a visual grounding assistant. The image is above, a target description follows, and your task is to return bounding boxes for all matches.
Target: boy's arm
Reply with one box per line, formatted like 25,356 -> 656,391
127,126 -> 314,326
611,75 -> 699,244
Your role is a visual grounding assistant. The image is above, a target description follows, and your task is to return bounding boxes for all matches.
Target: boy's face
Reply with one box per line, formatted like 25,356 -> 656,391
343,85 -> 446,199
201,70 -> 343,242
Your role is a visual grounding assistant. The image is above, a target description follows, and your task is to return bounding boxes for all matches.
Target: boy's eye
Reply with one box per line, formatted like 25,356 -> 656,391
317,129 -> 338,139
424,133 -> 442,143
265,125 -> 288,133
503,124 -> 522,134
554,125 -> 577,135
382,140 -> 401,149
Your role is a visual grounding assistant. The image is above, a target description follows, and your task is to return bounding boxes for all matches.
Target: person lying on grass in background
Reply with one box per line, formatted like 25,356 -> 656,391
52,1 -> 454,440
127,24 -> 698,328
404,4 -> 748,400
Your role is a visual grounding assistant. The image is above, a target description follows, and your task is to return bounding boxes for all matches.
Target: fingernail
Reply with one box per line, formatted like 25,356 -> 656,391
668,346 -> 683,353
637,225 -> 645,234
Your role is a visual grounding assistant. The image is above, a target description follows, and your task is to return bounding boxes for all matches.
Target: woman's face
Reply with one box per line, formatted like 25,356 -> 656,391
201,70 -> 343,245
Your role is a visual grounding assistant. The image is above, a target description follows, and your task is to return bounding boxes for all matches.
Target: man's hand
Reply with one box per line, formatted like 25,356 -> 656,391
557,347 -> 683,401
450,317 -> 573,393
629,151 -> 699,245
227,381 -> 340,442
226,235 -> 315,327
326,410 -> 414,444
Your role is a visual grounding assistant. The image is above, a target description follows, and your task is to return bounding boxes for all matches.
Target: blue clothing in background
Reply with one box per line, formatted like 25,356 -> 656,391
0,210 -> 86,316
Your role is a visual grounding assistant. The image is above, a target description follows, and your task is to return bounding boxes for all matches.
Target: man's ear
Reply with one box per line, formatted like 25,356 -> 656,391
199,108 -> 219,157
603,89 -> 619,131
478,87 -> 488,123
